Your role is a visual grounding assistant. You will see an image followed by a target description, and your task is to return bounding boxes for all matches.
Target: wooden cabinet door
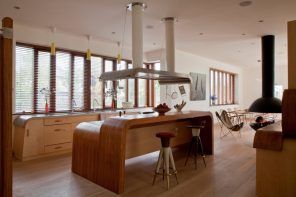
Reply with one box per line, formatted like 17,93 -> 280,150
23,119 -> 45,157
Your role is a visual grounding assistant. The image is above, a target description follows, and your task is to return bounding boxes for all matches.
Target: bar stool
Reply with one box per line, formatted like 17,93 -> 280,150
185,120 -> 207,169
152,132 -> 178,190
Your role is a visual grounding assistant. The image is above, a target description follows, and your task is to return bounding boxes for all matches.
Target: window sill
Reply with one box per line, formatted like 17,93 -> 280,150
210,103 -> 238,107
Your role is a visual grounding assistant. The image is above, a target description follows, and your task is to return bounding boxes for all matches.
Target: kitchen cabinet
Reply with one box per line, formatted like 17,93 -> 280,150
13,114 -> 99,161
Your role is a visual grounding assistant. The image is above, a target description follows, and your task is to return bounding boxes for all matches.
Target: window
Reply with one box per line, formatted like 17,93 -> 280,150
15,46 -> 34,113
128,63 -> 135,107
154,63 -> 161,106
55,52 -> 71,111
73,56 -> 85,109
104,60 -> 114,108
210,68 -> 235,105
90,56 -> 103,109
14,43 -> 157,113
116,61 -> 127,108
36,51 -> 51,111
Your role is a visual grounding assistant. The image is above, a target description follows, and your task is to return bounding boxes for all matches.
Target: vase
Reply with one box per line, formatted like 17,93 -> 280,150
45,100 -> 49,113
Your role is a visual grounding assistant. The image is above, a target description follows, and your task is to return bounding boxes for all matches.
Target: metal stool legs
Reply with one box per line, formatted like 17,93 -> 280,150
185,128 -> 206,169
153,147 -> 178,190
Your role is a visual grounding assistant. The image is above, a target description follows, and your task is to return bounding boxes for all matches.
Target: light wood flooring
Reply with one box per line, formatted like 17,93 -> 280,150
13,124 -> 256,197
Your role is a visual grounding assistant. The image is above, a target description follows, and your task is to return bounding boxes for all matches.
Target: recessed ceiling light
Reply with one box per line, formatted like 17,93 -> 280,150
14,6 -> 20,10
111,32 -> 116,34
237,50 -> 241,53
257,60 -> 261,62
146,25 -> 154,29
242,33 -> 246,36
251,42 -> 255,45
199,33 -> 204,35
153,42 -> 156,46
258,20 -> 264,23
239,1 -> 253,7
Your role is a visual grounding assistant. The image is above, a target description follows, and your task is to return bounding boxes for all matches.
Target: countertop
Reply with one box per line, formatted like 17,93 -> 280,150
13,108 -> 152,127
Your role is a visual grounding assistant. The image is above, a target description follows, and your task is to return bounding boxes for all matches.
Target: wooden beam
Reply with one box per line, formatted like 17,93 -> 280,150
288,20 -> 296,89
0,17 -> 13,197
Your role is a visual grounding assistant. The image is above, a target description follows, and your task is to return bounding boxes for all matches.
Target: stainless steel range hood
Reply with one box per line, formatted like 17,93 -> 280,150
99,2 -> 191,84
99,67 -> 191,84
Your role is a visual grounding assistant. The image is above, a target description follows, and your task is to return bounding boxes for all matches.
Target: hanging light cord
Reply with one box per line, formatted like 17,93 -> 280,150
120,6 -> 128,61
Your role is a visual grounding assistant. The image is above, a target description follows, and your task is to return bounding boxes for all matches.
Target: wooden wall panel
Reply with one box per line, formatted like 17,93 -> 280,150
288,20 -> 296,89
0,17 -> 13,197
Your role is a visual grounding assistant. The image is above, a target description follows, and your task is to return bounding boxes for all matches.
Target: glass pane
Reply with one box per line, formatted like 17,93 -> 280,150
73,56 -> 84,109
15,46 -> 34,112
56,52 -> 71,111
91,56 -> 103,109
138,79 -> 147,107
128,63 -> 135,106
116,61 -> 127,108
37,51 -> 51,111
154,63 -> 161,106
104,60 -> 113,107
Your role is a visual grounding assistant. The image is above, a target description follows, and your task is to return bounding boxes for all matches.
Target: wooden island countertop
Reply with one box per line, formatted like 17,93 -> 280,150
72,110 -> 213,194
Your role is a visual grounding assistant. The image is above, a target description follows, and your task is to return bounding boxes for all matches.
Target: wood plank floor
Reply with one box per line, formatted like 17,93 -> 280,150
13,124 -> 256,197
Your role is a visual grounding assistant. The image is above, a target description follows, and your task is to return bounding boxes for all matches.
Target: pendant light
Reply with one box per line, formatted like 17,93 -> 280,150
50,27 -> 56,55
86,35 -> 92,61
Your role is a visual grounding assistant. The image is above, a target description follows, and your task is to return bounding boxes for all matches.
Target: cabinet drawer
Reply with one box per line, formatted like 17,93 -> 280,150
44,124 -> 73,145
44,117 -> 70,126
44,143 -> 72,153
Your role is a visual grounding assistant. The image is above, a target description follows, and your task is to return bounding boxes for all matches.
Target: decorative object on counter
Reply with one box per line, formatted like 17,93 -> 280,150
154,103 -> 171,115
166,85 -> 179,100
40,87 -> 53,113
190,72 -> 206,101
173,100 -> 186,112
179,85 -> 186,96
210,95 -> 217,105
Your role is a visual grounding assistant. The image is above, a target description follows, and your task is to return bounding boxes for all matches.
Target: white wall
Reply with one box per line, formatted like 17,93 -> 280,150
242,65 -> 288,109
146,49 -> 243,122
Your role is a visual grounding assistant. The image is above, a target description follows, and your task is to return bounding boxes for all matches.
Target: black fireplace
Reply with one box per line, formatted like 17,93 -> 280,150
249,35 -> 282,113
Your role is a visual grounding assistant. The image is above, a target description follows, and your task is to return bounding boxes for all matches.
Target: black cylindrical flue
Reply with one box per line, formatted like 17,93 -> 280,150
262,35 -> 275,97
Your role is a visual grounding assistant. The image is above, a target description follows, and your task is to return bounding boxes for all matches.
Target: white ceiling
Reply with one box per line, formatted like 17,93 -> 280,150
1,0 -> 296,67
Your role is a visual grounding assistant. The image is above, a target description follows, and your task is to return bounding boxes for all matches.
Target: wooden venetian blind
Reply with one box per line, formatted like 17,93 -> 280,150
90,56 -> 103,109
73,56 -> 85,109
55,51 -> 71,111
15,46 -> 34,113
36,51 -> 51,112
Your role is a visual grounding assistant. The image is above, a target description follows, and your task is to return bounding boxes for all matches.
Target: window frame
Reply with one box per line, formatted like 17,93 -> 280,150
209,68 -> 236,106
14,42 -> 156,113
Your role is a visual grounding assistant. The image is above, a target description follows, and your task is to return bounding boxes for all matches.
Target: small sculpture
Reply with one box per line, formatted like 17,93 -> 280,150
174,100 -> 186,112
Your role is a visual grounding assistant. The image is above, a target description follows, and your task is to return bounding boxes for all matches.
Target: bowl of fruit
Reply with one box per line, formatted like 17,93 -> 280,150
154,103 -> 171,116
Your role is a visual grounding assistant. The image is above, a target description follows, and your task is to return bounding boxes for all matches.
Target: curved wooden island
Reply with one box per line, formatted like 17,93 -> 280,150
72,111 -> 213,194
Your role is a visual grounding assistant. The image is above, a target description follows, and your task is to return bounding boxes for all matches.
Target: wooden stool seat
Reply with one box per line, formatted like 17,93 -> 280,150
153,131 -> 178,190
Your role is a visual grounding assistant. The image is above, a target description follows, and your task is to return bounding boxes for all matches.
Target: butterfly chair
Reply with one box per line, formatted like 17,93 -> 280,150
215,111 -> 225,138
219,110 -> 244,138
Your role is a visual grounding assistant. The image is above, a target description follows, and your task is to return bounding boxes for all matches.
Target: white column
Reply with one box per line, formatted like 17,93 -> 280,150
131,3 -> 145,68
163,17 -> 175,73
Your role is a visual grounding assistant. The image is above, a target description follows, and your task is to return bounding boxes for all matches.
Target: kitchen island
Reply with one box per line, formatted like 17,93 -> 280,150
72,111 -> 213,194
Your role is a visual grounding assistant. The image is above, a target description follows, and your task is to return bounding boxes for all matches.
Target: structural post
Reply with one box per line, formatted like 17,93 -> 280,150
162,17 -> 176,73
130,2 -> 146,68
0,17 -> 13,197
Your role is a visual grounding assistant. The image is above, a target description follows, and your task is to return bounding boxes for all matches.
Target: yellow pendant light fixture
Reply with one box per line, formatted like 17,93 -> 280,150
50,27 -> 56,55
86,35 -> 91,60
117,41 -> 121,64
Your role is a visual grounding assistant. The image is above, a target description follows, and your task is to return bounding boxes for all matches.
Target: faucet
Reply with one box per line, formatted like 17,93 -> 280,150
93,99 -> 100,112
71,99 -> 77,112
